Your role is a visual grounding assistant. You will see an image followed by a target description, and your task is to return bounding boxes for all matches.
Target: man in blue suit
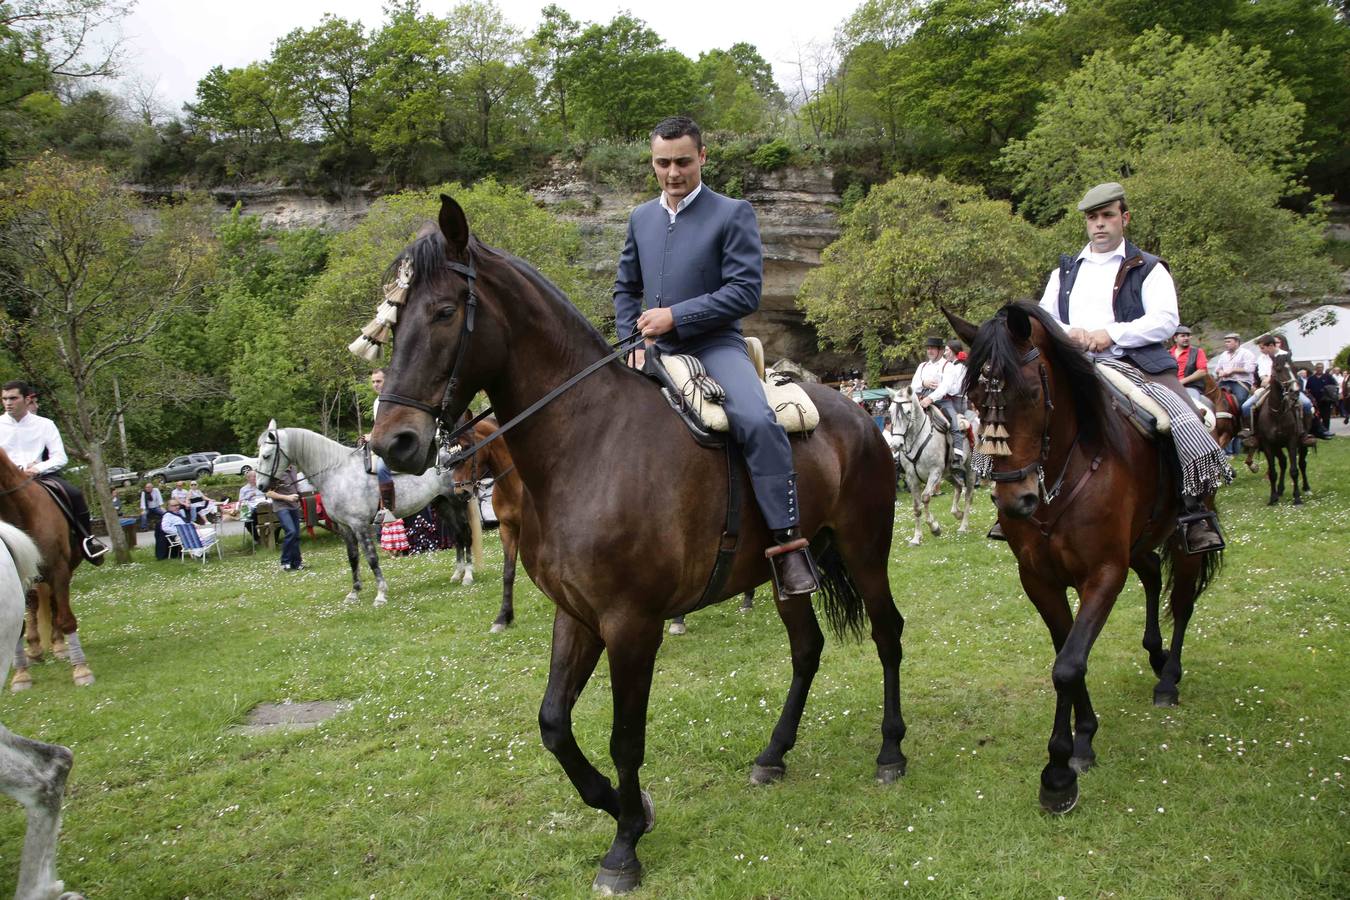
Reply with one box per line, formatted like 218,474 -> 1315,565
614,116 -> 817,598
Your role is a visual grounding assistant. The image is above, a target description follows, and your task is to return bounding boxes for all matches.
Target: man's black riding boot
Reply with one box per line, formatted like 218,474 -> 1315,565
987,520 -> 1006,541
68,492 -> 107,565
767,528 -> 818,598
1178,496 -> 1224,555
373,480 -> 397,525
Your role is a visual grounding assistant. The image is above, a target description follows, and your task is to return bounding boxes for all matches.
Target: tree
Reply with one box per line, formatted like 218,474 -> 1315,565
694,44 -> 783,134
562,14 -> 700,140
1001,28 -> 1309,224
527,3 -> 581,135
269,15 -> 372,151
798,174 -> 1050,372
363,1 -> 452,183
1117,146 -> 1338,334
444,0 -> 532,152
0,154 -> 218,563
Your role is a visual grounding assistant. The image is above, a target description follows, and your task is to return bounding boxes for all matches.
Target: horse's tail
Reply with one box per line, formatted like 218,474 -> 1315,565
813,531 -> 866,641
1161,543 -> 1224,618
0,521 -> 42,590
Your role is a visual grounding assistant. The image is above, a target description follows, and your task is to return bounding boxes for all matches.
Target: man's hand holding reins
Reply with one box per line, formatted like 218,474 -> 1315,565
1068,327 -> 1113,353
637,307 -> 674,338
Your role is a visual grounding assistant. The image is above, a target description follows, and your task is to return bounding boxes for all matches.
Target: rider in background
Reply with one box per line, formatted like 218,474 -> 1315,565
1169,326 -> 1208,406
365,368 -> 397,524
0,379 -> 106,562
939,339 -> 968,464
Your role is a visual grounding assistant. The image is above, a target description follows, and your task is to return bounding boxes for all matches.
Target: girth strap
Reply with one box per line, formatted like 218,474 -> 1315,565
696,442 -> 743,607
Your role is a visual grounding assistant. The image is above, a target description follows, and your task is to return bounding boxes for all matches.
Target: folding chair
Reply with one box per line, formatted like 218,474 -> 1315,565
175,522 -> 222,563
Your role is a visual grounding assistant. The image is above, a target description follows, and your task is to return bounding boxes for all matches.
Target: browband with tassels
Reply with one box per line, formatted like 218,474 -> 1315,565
977,363 -> 1012,457
348,258 -> 414,362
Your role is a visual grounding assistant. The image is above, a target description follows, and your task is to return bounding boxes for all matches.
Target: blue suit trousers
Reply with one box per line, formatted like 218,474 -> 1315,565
681,333 -> 798,531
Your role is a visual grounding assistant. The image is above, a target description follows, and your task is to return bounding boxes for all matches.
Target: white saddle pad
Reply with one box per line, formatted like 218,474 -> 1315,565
1096,364 -> 1173,432
659,354 -> 819,434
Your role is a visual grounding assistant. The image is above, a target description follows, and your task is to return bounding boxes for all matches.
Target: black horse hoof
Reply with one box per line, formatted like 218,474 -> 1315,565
1069,753 -> 1095,774
875,760 -> 907,783
749,763 -> 785,786
641,789 -> 654,834
593,863 -> 642,895
1153,689 -> 1179,707
1039,780 -> 1079,815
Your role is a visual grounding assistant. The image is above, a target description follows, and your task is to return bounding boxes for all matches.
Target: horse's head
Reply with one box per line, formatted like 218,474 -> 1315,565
888,387 -> 917,433
370,196 -> 510,474
954,302 -> 1110,520
255,419 -> 289,491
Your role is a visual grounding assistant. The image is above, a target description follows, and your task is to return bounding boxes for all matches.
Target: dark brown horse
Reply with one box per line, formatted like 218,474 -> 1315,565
1200,373 -> 1239,450
372,197 -> 905,892
947,302 -> 1221,815
0,450 -> 95,690
450,416 -> 524,633
1253,353 -> 1308,505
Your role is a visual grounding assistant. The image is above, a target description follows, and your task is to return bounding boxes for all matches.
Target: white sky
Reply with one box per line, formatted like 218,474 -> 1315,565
110,0 -> 857,113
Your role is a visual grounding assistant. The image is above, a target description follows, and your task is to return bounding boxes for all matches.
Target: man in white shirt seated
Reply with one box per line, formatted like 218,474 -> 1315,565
0,379 -> 107,562
159,498 -> 215,554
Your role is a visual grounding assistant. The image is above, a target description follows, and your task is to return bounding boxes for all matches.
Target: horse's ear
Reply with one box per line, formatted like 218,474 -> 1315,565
1005,305 -> 1033,342
438,194 -> 469,255
266,418 -> 277,433
942,306 -> 978,345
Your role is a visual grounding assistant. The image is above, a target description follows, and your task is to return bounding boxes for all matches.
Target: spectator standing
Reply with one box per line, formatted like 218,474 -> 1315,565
1305,363 -> 1337,431
139,481 -> 164,530
265,465 -> 304,570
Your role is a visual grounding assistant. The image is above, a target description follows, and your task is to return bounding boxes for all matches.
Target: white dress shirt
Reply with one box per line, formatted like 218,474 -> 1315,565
941,360 -> 968,400
0,412 -> 68,474
659,182 -> 703,223
910,358 -> 948,399
1038,241 -> 1179,360
1212,347 -> 1258,385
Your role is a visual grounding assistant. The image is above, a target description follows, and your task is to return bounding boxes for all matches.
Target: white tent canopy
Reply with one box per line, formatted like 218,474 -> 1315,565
1242,305 -> 1350,366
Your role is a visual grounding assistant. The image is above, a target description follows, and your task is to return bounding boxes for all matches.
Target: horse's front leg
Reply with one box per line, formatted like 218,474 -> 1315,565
339,524 -> 362,603
1288,440 -> 1303,505
907,473 -> 924,546
922,470 -> 943,536
1154,545 -> 1205,706
1039,567 -> 1126,813
593,616 -> 664,894
750,591 -> 824,785
1263,449 -> 1279,504
358,527 -> 388,606
51,584 -> 92,688
490,522 -> 519,633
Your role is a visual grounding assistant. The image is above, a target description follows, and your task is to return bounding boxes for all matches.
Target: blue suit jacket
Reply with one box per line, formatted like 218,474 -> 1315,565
613,186 -> 763,352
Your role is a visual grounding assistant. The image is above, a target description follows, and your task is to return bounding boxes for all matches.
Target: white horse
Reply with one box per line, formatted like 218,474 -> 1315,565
255,421 -> 479,607
888,388 -> 974,545
0,520 -> 82,900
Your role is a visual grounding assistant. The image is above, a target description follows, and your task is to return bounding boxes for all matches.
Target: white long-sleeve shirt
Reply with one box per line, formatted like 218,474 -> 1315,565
911,358 -> 948,400
1038,242 -> 1179,359
0,412 -> 68,474
940,360 -> 967,401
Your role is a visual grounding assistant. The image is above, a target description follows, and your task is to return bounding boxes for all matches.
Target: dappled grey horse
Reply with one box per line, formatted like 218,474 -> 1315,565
255,421 -> 476,606
889,387 -> 974,545
0,520 -> 81,900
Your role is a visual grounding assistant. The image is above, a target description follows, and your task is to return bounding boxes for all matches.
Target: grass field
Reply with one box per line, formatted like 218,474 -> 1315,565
1,442 -> 1346,899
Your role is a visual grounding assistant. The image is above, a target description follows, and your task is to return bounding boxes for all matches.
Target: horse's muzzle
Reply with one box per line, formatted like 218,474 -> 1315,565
372,410 -> 437,475
995,488 -> 1040,520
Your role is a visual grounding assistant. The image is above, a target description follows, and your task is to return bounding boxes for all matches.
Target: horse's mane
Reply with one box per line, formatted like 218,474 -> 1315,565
280,427 -> 355,473
395,229 -> 611,354
964,301 -> 1127,458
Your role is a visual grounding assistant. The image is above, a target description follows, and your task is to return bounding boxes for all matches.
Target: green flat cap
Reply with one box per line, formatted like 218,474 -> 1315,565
1077,182 -> 1125,212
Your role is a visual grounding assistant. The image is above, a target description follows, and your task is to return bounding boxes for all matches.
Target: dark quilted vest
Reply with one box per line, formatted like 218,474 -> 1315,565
1057,240 -> 1176,374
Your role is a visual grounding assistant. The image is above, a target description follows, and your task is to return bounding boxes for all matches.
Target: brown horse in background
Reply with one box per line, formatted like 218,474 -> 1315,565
1200,373 -> 1239,450
372,196 -> 905,892
1253,353 -> 1308,505
948,302 -> 1221,815
451,417 -> 524,633
0,450 -> 95,690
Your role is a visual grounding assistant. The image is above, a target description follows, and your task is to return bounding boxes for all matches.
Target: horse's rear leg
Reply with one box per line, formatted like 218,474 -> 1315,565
1288,441 -> 1303,505
923,472 -> 943,536
0,725 -> 74,900
23,589 -> 41,663
907,481 -> 924,546
1299,444 -> 1311,493
339,525 -> 362,603
832,535 -> 908,782
749,592 -> 824,785
51,585 -> 92,688
490,523 -> 519,633
1154,544 -> 1206,706
1135,550 -> 1168,677
1264,449 -> 1280,504
593,618 -> 664,893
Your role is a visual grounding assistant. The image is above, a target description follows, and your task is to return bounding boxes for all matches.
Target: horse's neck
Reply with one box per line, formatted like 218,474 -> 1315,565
283,429 -> 349,482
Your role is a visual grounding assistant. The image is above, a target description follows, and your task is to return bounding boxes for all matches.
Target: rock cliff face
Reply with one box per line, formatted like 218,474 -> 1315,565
175,169 -> 849,371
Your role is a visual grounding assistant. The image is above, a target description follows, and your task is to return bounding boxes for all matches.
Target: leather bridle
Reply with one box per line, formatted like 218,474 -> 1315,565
983,345 -> 1078,505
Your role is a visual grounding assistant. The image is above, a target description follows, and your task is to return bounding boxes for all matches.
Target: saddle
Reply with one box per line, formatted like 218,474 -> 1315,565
1096,365 -> 1216,438
642,339 -> 819,448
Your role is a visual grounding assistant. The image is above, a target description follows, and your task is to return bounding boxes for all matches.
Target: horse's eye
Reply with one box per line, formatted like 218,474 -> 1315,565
434,305 -> 457,322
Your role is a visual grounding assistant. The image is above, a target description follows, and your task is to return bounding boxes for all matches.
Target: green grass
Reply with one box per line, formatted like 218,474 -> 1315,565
2,444 -> 1347,898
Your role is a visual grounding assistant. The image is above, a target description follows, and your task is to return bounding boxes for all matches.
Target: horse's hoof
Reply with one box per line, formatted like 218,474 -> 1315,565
1153,689 -> 1179,707
51,639 -> 69,660
1039,779 -> 1079,815
489,622 -> 507,634
930,525 -> 942,536
373,594 -> 387,608
668,622 -> 686,636
10,670 -> 32,692
749,763 -> 785,785
344,592 -> 360,604
875,760 -> 907,783
72,664 -> 95,687
592,863 -> 642,895
1293,498 -> 1303,506
1069,753 -> 1095,774
908,538 -> 921,547
641,789 -> 655,834
24,648 -> 42,664
462,573 -> 474,586
58,891 -> 86,900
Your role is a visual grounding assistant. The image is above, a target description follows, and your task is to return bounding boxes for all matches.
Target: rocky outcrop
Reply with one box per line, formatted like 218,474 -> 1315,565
127,183 -> 380,231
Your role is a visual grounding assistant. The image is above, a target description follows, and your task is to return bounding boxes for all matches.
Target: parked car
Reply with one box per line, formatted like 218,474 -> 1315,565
145,453 -> 216,481
210,453 -> 257,476
107,466 -> 139,487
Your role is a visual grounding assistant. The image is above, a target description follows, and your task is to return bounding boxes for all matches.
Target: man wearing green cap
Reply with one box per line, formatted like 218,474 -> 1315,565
1026,182 -> 1231,554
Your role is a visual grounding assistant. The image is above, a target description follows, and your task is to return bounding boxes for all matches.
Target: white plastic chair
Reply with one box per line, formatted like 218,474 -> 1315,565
174,522 -> 222,563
